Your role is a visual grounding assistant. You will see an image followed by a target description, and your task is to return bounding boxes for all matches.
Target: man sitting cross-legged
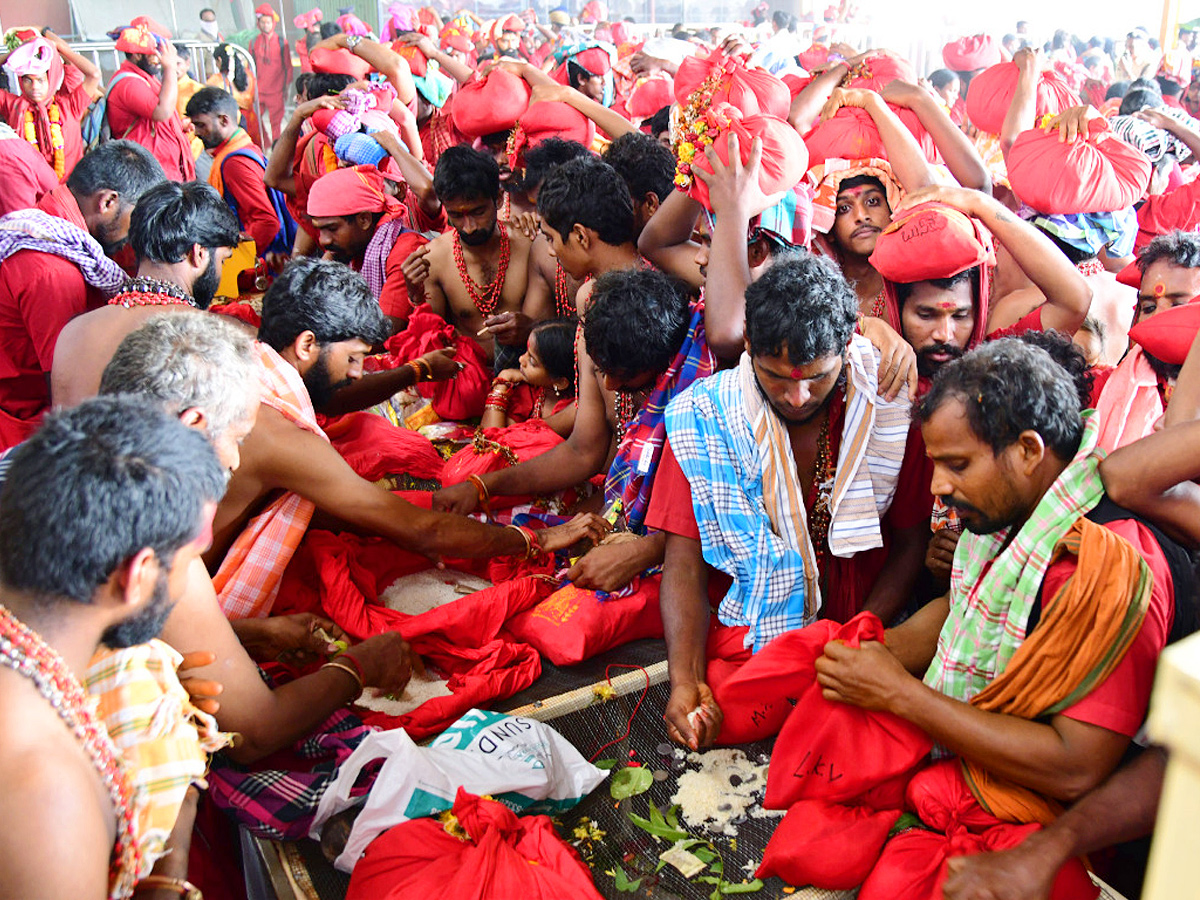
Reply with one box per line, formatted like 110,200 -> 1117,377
653,253 -> 927,750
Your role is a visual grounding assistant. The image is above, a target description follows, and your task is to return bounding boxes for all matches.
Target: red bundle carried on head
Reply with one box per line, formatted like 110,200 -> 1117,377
965,62 -> 1079,136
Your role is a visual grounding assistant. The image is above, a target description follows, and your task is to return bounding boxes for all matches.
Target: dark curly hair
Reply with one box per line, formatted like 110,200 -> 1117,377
919,338 -> 1084,460
584,268 -> 689,378
1016,329 -> 1094,409
258,258 -> 390,351
602,132 -> 676,205
537,155 -> 635,247
745,252 -> 858,364
1137,230 -> 1200,275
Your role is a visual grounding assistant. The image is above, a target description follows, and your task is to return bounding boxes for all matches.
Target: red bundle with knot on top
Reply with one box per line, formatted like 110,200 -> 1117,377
1006,118 -> 1151,214
844,53 -> 916,93
942,35 -> 1001,72
507,101 -> 596,170
965,62 -> 1079,136
451,68 -> 531,139
673,48 -> 792,120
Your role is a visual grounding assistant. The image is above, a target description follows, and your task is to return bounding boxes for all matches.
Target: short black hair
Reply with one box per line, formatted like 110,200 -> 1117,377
213,42 -> 248,92
294,71 -> 312,99
538,156 -> 634,247
258,257 -> 390,350
894,266 -> 980,306
584,268 -> 689,378
128,180 -> 240,266
0,396 -> 225,608
307,72 -> 355,98
319,22 -> 342,38
1119,86 -> 1163,115
433,145 -> 500,203
66,139 -> 164,206
602,132 -> 676,206
1157,76 -> 1184,98
929,69 -> 959,90
530,317 -> 577,394
1016,329 -> 1094,409
1105,80 -> 1131,101
1138,230 -> 1200,274
185,85 -> 240,120
745,252 -> 857,364
517,137 -> 590,195
919,338 -> 1084,460
643,105 -> 671,137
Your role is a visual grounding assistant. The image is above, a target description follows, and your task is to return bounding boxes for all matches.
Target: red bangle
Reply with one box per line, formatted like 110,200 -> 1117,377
467,474 -> 490,513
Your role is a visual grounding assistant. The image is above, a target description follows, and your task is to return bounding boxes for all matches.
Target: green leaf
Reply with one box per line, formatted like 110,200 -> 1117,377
720,879 -> 765,894
693,846 -> 717,863
665,805 -> 682,830
594,758 -> 619,770
610,766 -> 654,800
628,811 -> 688,843
611,865 -> 643,892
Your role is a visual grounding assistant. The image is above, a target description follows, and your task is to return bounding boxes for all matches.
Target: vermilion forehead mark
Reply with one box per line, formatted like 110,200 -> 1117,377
791,366 -> 805,378
836,185 -> 872,200
1152,281 -> 1167,297
936,300 -> 961,311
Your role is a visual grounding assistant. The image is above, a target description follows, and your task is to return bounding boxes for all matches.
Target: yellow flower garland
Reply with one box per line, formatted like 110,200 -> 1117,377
24,102 -> 65,179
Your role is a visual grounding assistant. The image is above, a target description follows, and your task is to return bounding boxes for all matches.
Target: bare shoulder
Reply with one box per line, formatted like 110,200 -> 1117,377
574,279 -> 595,318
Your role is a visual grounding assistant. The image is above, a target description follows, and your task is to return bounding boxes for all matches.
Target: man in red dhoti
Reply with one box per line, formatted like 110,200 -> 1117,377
250,3 -> 293,145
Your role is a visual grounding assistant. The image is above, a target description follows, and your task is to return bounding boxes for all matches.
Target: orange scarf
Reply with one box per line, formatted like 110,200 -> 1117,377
208,127 -> 256,197
963,517 -> 1152,824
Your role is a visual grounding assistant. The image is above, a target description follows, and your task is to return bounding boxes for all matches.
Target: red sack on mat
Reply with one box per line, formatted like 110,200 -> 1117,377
322,411 -> 445,482
441,419 -> 565,510
702,621 -> 752,695
346,789 -> 603,900
367,306 -> 491,420
765,613 -> 933,809
504,576 -> 664,666
305,530 -> 551,740
965,63 -> 1079,136
757,798 -> 901,890
211,301 -> 262,328
1007,119 -> 1152,214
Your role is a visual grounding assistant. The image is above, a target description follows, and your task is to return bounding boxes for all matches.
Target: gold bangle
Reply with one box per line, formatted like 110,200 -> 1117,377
321,659 -> 364,693
467,473 -> 490,512
134,876 -> 203,899
504,523 -> 532,558
406,360 -> 424,383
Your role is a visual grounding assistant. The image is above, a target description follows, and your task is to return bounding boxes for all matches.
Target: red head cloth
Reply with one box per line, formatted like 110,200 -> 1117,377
1117,259 -> 1141,288
307,164 -> 401,217
942,35 -> 1001,72
7,37 -> 65,95
294,8 -> 323,29
114,24 -> 158,55
509,101 -> 596,169
308,46 -> 373,79
557,46 -> 613,78
674,48 -> 792,120
451,68 -> 531,138
610,21 -> 630,46
581,0 -> 607,23
496,13 -> 524,35
1128,298 -> 1200,364
131,15 -> 172,38
965,62 -> 1079,136
844,53 -> 916,94
254,4 -> 279,21
803,106 -> 887,169
391,41 -> 428,77
337,12 -> 370,36
441,31 -> 474,53
627,73 -> 674,118
1007,118 -> 1152,214
679,104 -> 809,213
869,201 -> 995,349
798,43 -> 829,72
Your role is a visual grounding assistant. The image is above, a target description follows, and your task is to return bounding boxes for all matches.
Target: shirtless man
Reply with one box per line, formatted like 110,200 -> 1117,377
51,180 -> 240,408
0,397 -> 224,900
403,145 -> 533,369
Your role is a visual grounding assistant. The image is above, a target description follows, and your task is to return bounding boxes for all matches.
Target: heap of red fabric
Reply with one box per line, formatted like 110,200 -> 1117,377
1006,118 -> 1152,214
673,48 -> 792,120
627,73 -> 674,118
798,43 -> 830,72
942,35 -> 1001,72
346,789 -> 603,900
321,411 -> 445,483
451,68 -> 531,138
965,62 -> 1079,135
683,105 -> 808,212
758,800 -> 901,889
442,418 -> 565,511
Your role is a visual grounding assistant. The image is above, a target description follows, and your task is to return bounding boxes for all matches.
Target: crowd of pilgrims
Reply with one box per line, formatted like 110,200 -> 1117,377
3,6 -> 1200,899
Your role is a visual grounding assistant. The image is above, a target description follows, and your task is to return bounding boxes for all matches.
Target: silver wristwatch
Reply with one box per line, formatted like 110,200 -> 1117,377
346,35 -> 363,50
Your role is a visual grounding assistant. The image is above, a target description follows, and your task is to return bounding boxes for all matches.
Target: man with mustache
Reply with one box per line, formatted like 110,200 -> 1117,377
106,24 -> 195,181
51,180 -> 242,409
402,146 -> 533,369
0,139 -> 163,449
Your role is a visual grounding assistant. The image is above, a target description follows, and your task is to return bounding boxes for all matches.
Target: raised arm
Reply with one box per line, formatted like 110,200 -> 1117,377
264,95 -> 344,196
396,31 -> 474,85
318,34 -> 416,104
1137,106 -> 1200,162
822,87 -> 936,192
499,58 -> 636,140
882,79 -> 991,193
1000,48 -> 1040,155
637,188 -> 705,289
149,38 -> 180,123
45,30 -> 101,99
373,128 -> 439,217
1100,416 -> 1200,548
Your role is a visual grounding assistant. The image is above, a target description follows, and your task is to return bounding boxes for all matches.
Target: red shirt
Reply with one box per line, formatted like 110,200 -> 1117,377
251,31 -> 292,98
215,141 -> 281,254
373,229 -> 428,322
106,62 -> 196,182
0,64 -> 92,176
0,135 -> 58,215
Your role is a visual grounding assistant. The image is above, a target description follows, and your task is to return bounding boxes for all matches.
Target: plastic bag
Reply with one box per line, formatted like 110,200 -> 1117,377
310,709 -> 607,872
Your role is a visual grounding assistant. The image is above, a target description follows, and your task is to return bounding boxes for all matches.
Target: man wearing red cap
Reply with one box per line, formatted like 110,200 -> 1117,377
492,14 -> 525,59
0,31 -> 102,179
251,4 -> 293,144
107,27 -> 195,181
307,164 -> 436,333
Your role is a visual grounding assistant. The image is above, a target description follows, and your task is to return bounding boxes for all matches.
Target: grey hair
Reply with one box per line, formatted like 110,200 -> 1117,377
99,312 -> 259,441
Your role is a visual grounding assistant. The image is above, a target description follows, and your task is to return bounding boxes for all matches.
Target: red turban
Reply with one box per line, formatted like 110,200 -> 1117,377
1117,259 -> 1141,288
870,201 -> 994,283
1128,299 -> 1200,364
803,107 -> 887,169
392,41 -> 428,77
674,48 -> 791,120
495,14 -> 524,36
627,74 -> 674,118
131,15 -> 172,38
942,35 -> 1000,72
581,0 -> 607,23
254,4 -> 279,21
509,101 -> 596,168
307,165 -> 400,217
114,25 -> 158,55
844,54 -> 916,93
440,28 -> 474,54
680,105 -> 808,213
450,69 -> 531,138
798,43 -> 829,72
965,63 -> 1079,136
1007,119 -> 1152,214
294,8 -> 323,29
562,46 -> 613,77
308,46 -> 373,79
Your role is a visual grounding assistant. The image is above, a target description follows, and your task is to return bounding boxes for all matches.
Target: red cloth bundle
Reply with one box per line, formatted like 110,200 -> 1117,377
673,48 -> 791,119
965,63 -> 1079,136
504,576 -> 664,666
869,201 -> 994,283
845,54 -> 916,93
309,46 -> 373,80
942,35 -> 1001,72
798,43 -> 829,73
1006,119 -> 1151,214
321,411 -> 445,482
894,106 -> 943,164
686,107 -> 808,212
757,799 -> 901,889
442,418 -> 565,510
803,106 -> 888,168
1128,298 -> 1200,364
628,73 -> 674,118
510,101 -> 596,168
346,789 -> 603,900
451,69 -> 531,139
